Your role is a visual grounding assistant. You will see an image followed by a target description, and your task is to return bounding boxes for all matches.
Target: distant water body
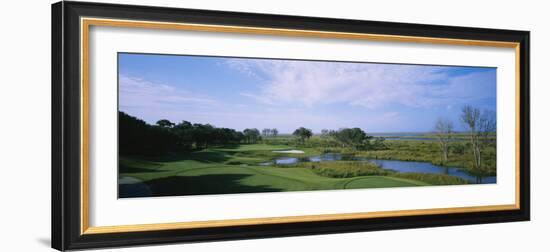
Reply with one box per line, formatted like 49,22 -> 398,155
370,132 -> 466,141
370,132 -> 431,137
371,132 -> 434,141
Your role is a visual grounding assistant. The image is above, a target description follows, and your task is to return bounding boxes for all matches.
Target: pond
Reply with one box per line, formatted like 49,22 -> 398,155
259,153 -> 496,184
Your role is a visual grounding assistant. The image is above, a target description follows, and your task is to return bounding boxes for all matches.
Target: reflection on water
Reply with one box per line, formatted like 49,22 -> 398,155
259,153 -> 495,184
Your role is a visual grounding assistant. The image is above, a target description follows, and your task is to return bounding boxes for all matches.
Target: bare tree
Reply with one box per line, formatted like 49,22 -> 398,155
460,105 -> 496,174
434,118 -> 454,164
479,110 -> 496,145
461,106 -> 482,171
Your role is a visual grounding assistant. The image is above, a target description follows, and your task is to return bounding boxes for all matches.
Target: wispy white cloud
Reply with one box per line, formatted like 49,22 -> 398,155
119,56 -> 495,132
119,74 -> 218,110
224,59 -> 261,79
226,59 -> 494,109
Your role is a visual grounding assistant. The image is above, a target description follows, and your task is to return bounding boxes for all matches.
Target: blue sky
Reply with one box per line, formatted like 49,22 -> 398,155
119,53 -> 496,134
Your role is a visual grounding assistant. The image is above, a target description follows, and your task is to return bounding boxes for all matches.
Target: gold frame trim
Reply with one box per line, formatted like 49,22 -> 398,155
80,17 -> 522,235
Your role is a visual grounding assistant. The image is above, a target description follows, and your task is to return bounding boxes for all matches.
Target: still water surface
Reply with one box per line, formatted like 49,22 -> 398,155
260,153 -> 496,184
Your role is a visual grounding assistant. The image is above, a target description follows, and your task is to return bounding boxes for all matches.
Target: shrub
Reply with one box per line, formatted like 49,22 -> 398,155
305,161 -> 390,178
390,173 -> 469,185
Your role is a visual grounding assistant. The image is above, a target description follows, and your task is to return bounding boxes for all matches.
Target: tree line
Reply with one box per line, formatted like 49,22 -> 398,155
262,128 -> 279,137
120,111 -> 385,155
119,111 -> 263,155
292,127 -> 385,150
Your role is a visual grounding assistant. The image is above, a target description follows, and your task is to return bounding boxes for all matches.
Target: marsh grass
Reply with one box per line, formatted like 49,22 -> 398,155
354,140 -> 496,176
294,161 -> 391,178
290,160 -> 469,185
263,136 -> 496,176
389,173 -> 469,185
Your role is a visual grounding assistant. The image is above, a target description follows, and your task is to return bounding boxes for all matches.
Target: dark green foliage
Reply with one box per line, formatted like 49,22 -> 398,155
292,127 -> 313,144
451,143 -> 466,155
243,128 -> 261,143
307,161 -> 391,178
328,128 -> 383,150
156,119 -> 175,128
260,133 -> 386,151
119,112 -> 177,155
119,111 -> 245,155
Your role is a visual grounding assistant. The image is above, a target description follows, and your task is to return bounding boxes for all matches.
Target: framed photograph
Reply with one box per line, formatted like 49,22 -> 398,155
52,1 -> 530,250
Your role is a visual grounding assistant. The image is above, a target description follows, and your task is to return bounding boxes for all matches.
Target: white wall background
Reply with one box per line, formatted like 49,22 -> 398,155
0,0 -> 547,251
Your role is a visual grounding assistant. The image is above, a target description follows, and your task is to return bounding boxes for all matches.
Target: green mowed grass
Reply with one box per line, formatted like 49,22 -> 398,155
119,144 -> 439,197
213,144 -> 289,152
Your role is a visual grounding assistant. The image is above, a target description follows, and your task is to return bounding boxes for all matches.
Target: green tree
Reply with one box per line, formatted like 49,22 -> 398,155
243,128 -> 261,144
156,119 -> 175,128
292,127 -> 313,144
332,128 -> 371,149
193,123 -> 215,149
173,120 -> 194,150
119,112 -> 177,155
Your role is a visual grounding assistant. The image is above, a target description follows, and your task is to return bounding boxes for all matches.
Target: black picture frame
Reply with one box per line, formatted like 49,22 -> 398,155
52,1 -> 530,251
